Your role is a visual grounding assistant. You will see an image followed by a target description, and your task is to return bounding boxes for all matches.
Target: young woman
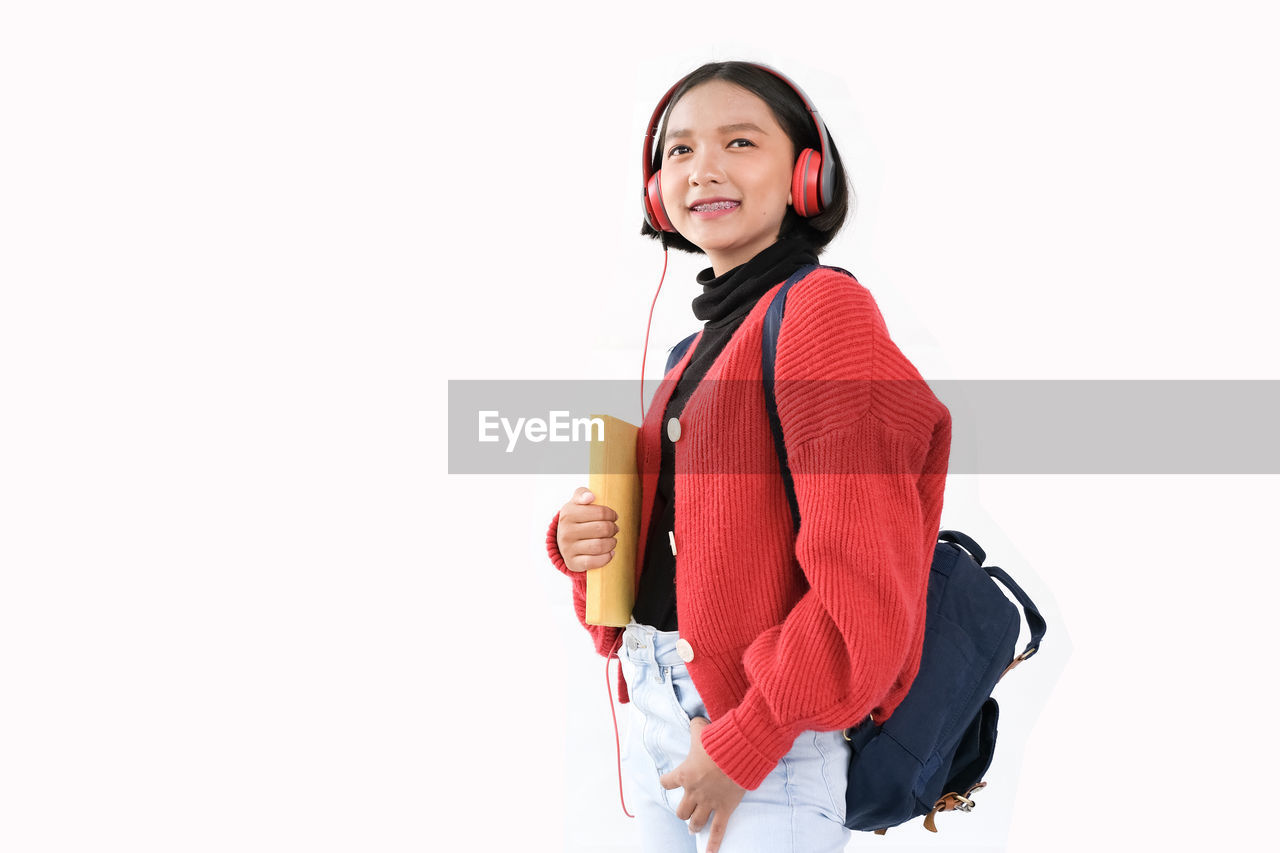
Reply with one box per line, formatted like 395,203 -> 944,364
545,61 -> 951,853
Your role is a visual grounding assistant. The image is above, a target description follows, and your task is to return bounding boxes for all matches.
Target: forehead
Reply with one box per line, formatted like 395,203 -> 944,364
664,79 -> 782,136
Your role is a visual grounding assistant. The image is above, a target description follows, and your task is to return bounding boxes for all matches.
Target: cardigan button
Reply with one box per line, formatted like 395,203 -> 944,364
675,638 -> 695,662
666,417 -> 682,442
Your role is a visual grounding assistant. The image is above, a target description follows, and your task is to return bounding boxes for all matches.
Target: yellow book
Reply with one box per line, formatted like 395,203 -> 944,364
585,414 -> 639,627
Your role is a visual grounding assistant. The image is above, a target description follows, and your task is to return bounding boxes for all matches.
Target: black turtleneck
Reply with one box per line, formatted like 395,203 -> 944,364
631,237 -> 820,631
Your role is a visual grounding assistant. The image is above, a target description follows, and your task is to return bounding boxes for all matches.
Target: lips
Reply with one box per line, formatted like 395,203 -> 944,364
688,198 -> 741,221
690,199 -> 740,212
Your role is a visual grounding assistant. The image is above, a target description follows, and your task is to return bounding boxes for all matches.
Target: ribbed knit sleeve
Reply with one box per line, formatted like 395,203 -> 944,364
699,269 -> 951,790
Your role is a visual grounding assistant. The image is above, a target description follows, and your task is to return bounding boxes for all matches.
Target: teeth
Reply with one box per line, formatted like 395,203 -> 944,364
693,201 -> 738,211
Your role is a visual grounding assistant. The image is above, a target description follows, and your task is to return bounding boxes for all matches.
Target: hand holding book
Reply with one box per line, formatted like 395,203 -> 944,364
553,414 -> 640,626
555,486 -> 619,573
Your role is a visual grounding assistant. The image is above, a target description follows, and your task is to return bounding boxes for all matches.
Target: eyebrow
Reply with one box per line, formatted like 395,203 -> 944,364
664,122 -> 769,144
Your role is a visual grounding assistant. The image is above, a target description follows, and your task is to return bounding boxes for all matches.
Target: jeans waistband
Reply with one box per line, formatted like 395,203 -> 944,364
619,620 -> 687,668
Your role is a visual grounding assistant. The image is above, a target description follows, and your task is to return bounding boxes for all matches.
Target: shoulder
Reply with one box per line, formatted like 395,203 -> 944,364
785,266 -> 881,320
774,266 -> 892,382
773,266 -> 949,440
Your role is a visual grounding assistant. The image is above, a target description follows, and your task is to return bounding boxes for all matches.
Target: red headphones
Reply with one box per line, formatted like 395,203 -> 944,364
641,63 -> 835,233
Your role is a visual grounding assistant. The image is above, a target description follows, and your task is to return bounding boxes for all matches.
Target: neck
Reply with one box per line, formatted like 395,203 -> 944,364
691,236 -> 819,327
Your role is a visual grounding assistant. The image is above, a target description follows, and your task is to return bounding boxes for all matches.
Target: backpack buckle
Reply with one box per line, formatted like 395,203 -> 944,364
842,714 -> 875,743
934,791 -> 976,813
999,646 -> 1038,681
924,782 -> 989,831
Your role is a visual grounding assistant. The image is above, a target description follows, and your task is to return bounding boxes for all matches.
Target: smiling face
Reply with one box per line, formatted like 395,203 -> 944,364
659,79 -> 797,275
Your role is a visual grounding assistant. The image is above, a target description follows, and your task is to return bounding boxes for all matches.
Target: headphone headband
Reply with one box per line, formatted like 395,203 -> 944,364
641,62 -> 834,231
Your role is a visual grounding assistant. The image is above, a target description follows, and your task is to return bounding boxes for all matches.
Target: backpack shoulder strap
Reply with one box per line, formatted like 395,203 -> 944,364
761,264 -> 852,532
664,331 -> 699,375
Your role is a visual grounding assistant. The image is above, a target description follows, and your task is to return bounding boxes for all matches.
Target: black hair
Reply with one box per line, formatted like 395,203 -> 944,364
640,61 -> 853,255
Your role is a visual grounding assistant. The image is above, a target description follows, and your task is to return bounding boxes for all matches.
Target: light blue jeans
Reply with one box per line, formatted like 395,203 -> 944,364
617,622 -> 852,853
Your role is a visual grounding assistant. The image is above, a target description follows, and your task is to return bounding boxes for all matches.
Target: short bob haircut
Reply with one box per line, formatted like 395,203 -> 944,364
641,61 -> 853,256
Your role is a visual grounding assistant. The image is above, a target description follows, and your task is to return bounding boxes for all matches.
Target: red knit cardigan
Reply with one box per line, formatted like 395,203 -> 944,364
546,267 -> 951,791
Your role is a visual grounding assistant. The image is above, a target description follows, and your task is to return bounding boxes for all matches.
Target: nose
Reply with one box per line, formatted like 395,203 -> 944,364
687,148 -> 725,186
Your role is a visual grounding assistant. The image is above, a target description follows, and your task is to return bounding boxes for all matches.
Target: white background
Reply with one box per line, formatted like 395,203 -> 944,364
2,2 -> 1277,851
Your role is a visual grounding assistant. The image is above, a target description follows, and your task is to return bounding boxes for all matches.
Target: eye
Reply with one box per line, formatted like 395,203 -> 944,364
666,144 -> 691,158
728,138 -> 756,148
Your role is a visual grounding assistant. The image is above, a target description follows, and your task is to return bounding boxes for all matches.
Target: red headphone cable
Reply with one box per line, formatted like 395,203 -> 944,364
639,242 -> 669,423
606,654 -> 635,818
612,242 -> 670,819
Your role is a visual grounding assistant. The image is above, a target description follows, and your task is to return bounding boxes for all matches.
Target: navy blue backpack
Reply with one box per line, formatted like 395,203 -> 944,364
665,264 -> 1046,833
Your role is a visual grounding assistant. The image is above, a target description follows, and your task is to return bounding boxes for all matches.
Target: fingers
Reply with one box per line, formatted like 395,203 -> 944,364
557,487 -> 622,572
567,532 -> 618,556
658,769 -> 678,791
573,519 -> 620,541
570,487 -> 617,518
562,488 -> 619,524
562,531 -> 617,572
562,505 -> 619,527
705,813 -> 729,853
567,550 -> 614,572
687,803 -> 712,835
674,792 -> 696,822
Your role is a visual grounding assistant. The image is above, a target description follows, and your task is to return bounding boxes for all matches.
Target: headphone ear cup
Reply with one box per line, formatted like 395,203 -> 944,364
791,148 -> 824,218
645,170 -> 676,233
